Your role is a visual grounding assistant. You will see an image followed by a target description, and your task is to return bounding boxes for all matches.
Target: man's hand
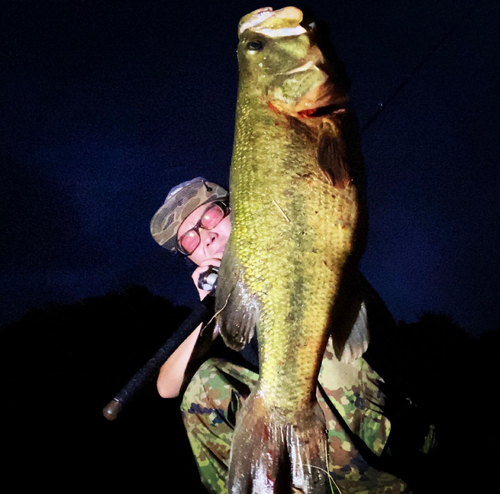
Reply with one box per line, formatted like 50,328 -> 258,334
191,258 -> 221,300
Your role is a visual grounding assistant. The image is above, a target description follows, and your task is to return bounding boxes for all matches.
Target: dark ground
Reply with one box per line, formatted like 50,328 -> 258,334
0,286 -> 206,492
1,286 -> 498,492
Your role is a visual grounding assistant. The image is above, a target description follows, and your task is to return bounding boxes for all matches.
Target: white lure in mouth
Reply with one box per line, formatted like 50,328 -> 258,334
239,6 -> 306,38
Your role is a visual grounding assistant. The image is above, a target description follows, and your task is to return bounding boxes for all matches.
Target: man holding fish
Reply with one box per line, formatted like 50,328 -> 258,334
150,7 -> 435,494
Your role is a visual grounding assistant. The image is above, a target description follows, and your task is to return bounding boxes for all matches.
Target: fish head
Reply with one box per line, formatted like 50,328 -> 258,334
237,7 -> 348,117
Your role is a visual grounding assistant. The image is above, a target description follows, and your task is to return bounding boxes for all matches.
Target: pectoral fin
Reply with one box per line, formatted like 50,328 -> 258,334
317,121 -> 351,189
215,243 -> 259,351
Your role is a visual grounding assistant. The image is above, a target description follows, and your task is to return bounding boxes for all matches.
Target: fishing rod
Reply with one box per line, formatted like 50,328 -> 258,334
360,0 -> 480,135
102,27 -> 447,419
102,268 -> 217,421
102,2 -> 477,421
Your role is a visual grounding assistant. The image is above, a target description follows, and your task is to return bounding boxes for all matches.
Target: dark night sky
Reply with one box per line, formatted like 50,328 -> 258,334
1,0 -> 499,336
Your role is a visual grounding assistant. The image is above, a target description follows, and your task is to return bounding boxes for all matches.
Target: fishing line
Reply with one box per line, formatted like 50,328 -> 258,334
360,0 -> 483,135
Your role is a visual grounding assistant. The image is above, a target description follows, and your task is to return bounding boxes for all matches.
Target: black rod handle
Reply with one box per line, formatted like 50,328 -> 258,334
102,296 -> 215,420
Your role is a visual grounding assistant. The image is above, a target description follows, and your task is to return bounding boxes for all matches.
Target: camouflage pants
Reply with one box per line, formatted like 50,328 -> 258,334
181,338 -> 409,493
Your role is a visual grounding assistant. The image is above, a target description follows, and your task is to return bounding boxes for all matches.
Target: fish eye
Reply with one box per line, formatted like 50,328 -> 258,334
246,40 -> 263,52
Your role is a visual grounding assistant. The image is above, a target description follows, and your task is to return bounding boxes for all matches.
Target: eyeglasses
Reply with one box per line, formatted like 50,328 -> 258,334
177,201 -> 230,256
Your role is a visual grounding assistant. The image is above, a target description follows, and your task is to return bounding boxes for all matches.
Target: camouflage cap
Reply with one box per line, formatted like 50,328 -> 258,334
150,177 -> 228,253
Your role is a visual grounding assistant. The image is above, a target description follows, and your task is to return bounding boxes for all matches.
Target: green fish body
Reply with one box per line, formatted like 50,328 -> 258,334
215,7 -> 366,493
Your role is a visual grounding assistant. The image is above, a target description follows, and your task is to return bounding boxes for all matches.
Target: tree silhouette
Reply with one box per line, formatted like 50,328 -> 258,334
0,285 -> 205,492
392,312 -> 499,492
1,293 -> 497,492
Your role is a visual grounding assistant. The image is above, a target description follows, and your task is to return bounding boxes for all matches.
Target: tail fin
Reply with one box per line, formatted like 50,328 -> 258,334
227,390 -> 328,493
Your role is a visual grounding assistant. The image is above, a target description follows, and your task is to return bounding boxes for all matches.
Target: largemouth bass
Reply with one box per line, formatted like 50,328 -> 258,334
215,6 -> 367,493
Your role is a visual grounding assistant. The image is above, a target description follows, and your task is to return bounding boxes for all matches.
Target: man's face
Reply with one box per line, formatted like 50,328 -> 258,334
177,202 -> 232,266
